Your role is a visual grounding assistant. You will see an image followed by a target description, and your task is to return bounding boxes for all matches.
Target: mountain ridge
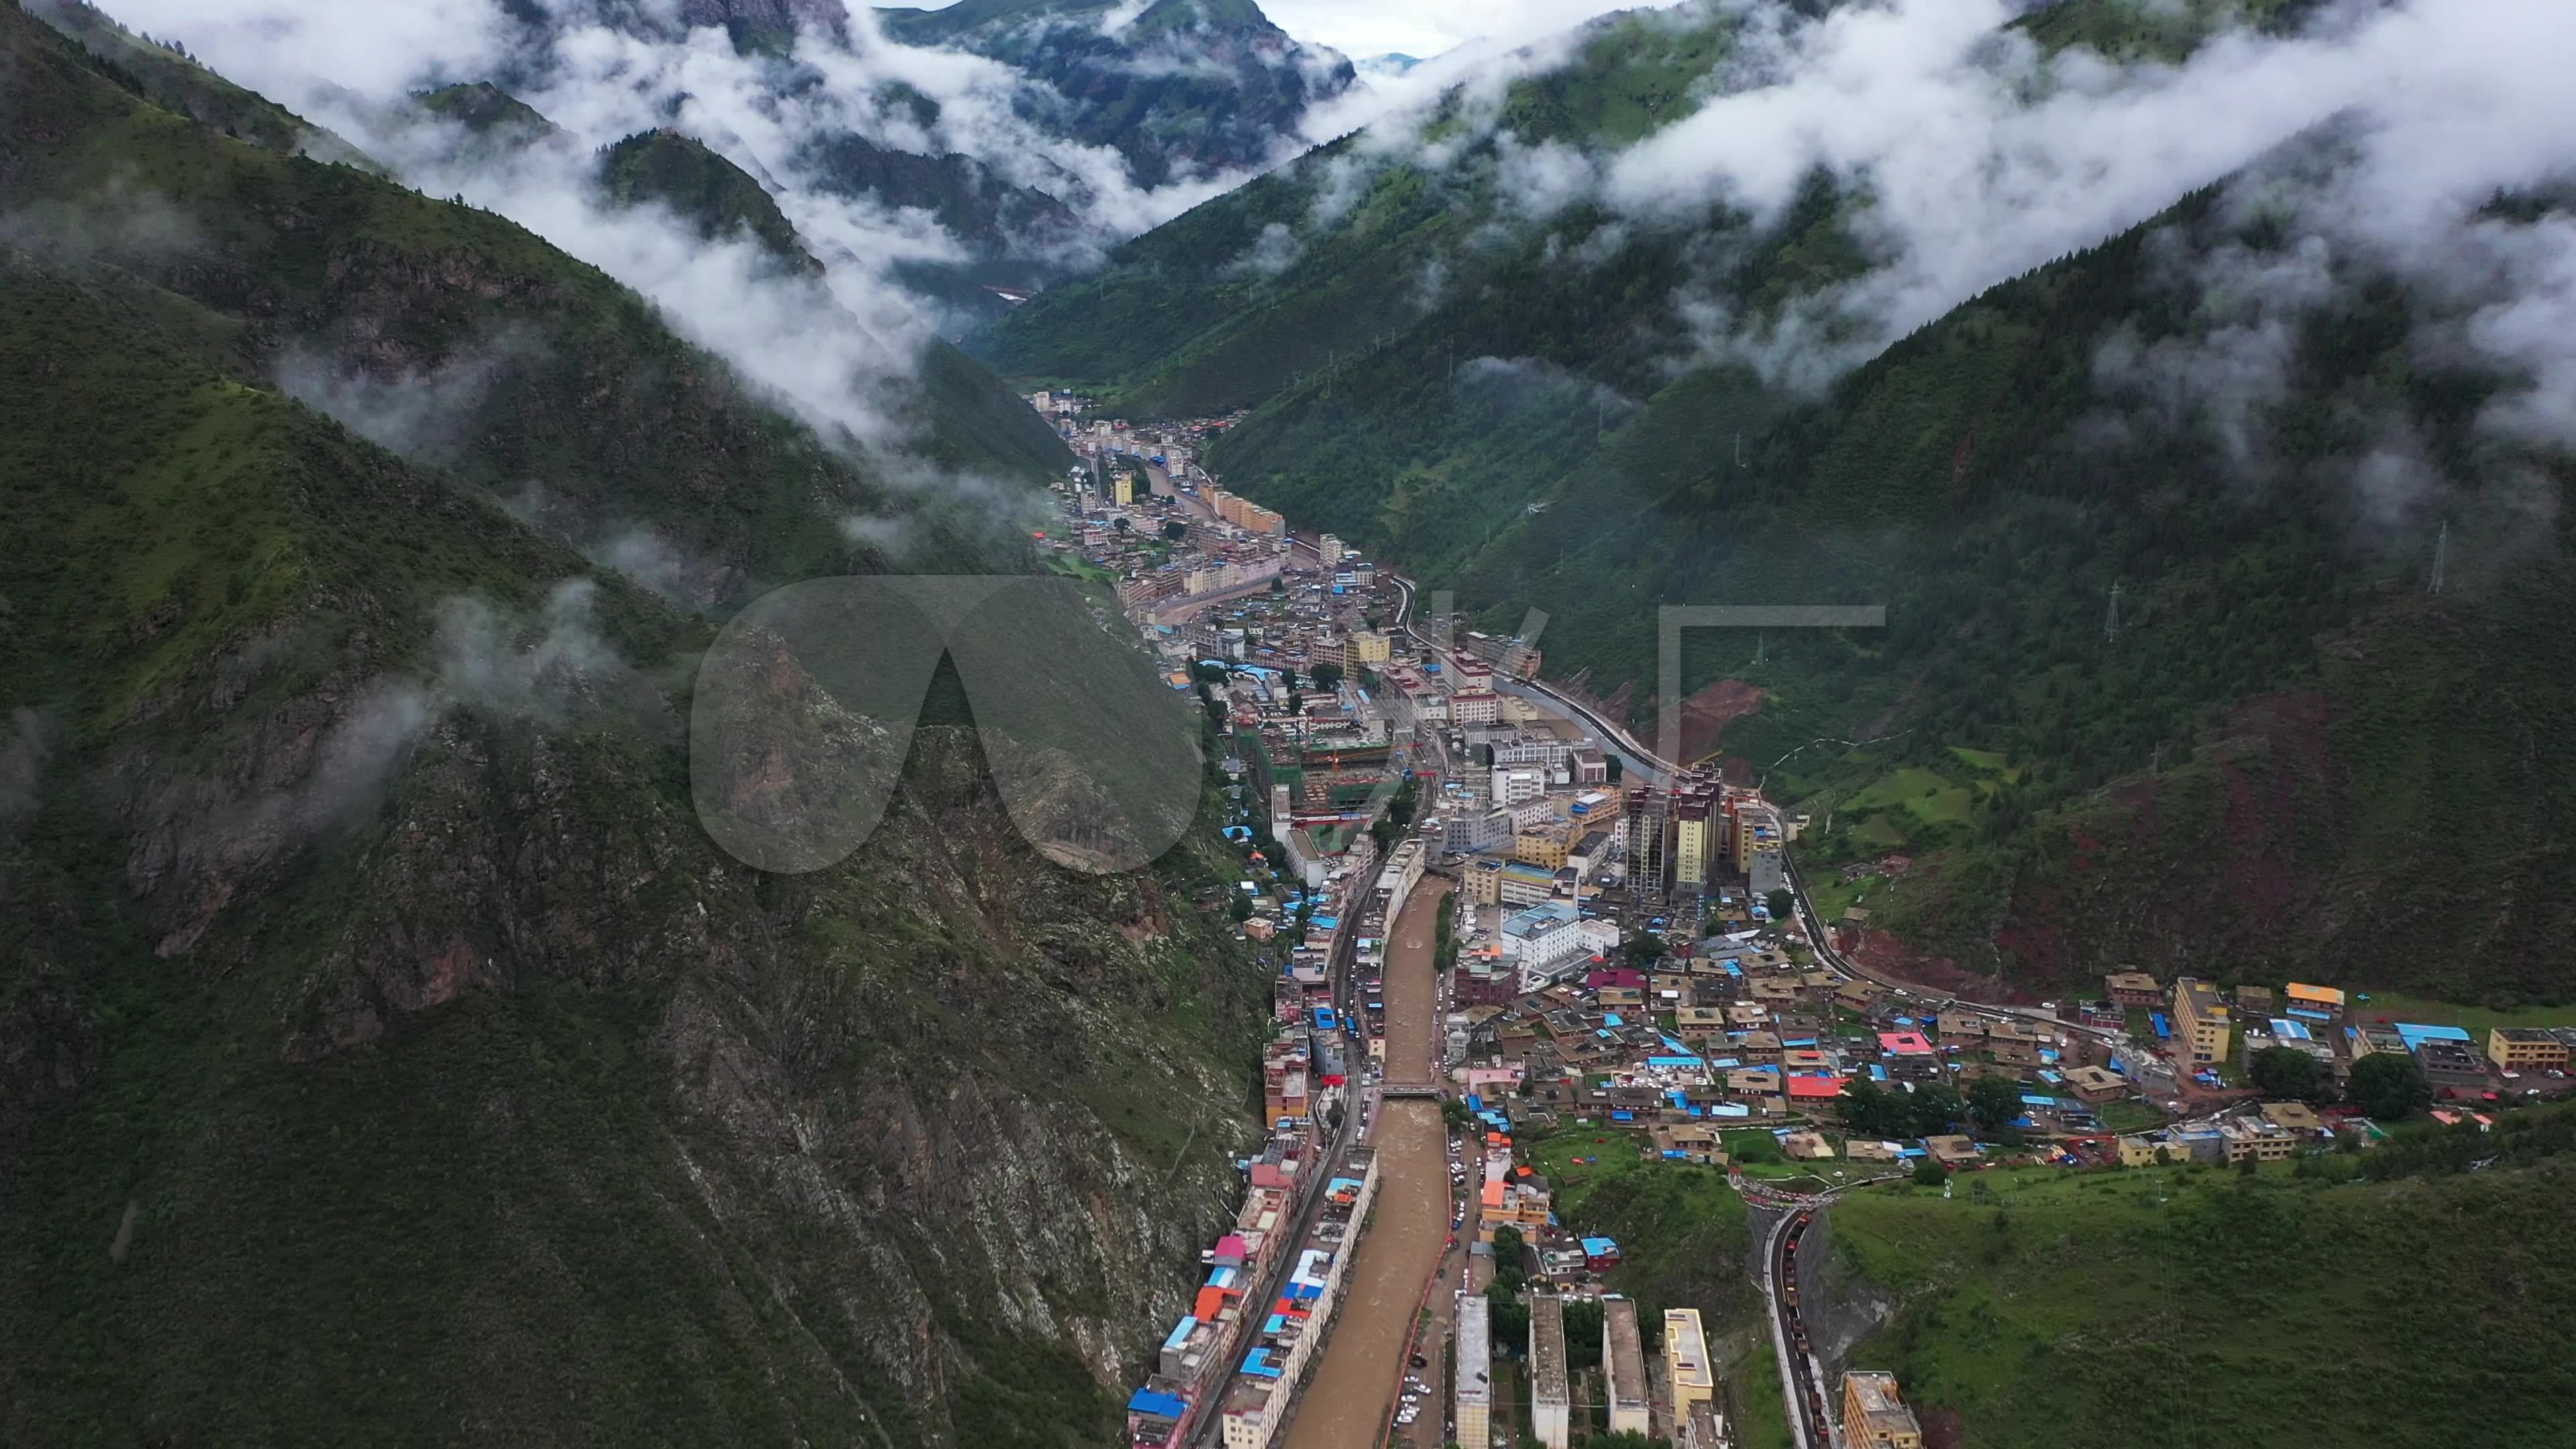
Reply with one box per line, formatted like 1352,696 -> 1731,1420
971,0 -> 2576,1006
0,7 -> 1263,1440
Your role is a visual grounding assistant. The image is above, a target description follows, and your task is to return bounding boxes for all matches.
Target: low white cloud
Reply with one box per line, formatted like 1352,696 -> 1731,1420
1597,0 -> 2576,382
1262,0 -> 1674,62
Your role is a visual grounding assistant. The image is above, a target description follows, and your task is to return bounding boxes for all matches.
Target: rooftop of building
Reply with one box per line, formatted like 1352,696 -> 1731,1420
1454,1294 -> 1492,1405
1605,1297 -> 1649,1409
1530,1293 -> 1571,1403
1846,1370 -> 1923,1432
1664,1308 -> 1713,1388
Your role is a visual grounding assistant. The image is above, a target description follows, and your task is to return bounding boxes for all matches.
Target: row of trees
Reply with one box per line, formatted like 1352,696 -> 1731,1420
1837,1074 -> 2026,1140
2251,1044 -> 2435,1121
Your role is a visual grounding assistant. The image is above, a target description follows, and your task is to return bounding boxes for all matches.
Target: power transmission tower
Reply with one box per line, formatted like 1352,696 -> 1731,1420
1735,431 -> 1745,470
2104,582 -> 2123,645
2430,520 -> 2449,594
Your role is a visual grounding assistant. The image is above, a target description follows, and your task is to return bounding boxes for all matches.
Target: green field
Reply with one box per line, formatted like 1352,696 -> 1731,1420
1042,551 -> 1115,584
1843,767 -> 1979,826
1802,871 -> 1878,926
2097,1099 -> 2169,1133
2335,991 -> 2576,1040
1730,1344 -> 1793,1449
1945,745 -> 2021,777
1827,1157 -> 2576,1447
1522,1128 -> 1764,1355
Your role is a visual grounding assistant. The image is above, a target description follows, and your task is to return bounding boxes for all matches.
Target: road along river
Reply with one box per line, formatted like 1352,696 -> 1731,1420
1283,883 -> 1453,1449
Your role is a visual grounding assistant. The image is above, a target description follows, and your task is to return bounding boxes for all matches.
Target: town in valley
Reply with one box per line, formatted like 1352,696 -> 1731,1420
1028,391 -> 2576,1449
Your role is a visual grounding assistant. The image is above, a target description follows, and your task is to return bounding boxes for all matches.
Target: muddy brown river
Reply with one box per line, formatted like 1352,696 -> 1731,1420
1283,883 -> 1454,1449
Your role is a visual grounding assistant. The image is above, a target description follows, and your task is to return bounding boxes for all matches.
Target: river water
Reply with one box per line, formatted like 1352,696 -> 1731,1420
1283,883 -> 1454,1449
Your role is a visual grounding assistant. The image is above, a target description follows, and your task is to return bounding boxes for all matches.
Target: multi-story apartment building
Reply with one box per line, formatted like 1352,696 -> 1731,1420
1604,1297 -> 1650,1436
2489,1027 -> 2571,1072
1530,1294 -> 1570,1449
2171,977 -> 2231,1066
1664,1308 -> 1715,1421
1513,827 -> 1572,870
1454,1293 -> 1491,1449
1842,1371 -> 1924,1448
1621,786 -> 1671,898
1729,796 -> 1784,869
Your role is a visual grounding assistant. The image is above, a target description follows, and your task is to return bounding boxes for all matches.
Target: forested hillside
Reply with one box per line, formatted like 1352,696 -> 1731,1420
876,0 -> 1355,189
975,0 -> 2576,1004
0,4 -> 1260,1440
976,0 -> 1760,415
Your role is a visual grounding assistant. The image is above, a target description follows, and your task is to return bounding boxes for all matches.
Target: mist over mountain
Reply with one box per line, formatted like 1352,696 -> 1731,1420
74,0 -> 1383,333
0,2 -> 1295,1438
982,0 -> 2576,1002
14,0 -> 2576,1444
875,0 -> 1358,188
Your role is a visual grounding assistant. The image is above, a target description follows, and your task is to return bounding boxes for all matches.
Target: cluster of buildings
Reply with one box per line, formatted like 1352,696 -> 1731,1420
1126,1002 -> 1377,1446
1491,1295 -> 1709,1448
1446,934 -> 2125,1183
2104,970 -> 2576,1102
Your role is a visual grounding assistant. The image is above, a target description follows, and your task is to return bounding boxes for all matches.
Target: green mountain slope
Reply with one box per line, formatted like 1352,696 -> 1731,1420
1819,1139 -> 2576,1448
598,127 -> 827,276
876,0 -> 1355,189
972,0 -> 2576,1005
9,0 -> 1068,600
414,80 -> 563,141
25,0 -> 380,167
974,0 -> 1766,413
0,6 -> 1254,1441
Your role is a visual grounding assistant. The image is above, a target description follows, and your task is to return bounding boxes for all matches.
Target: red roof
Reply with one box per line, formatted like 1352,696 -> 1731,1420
1786,1075 -> 1849,1099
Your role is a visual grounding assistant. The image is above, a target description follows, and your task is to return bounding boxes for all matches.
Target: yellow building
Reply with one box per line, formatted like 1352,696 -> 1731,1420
1112,472 -> 1134,506
2489,1027 -> 2571,1072
1513,829 -> 1570,870
1350,630 -> 1392,665
1674,812 -> 1711,892
1479,1181 -> 1551,1242
2283,981 -> 2345,1019
1664,1309 -> 1715,1421
1842,1371 -> 1923,1448
1730,799 -> 1782,868
2171,977 -> 2231,1066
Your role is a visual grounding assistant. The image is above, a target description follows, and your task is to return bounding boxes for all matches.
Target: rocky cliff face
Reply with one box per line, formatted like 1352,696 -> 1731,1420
0,389 -> 1267,1440
0,11 -> 1258,1440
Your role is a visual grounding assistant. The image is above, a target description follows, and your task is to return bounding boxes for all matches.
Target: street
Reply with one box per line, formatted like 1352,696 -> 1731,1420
1282,883 -> 1454,1449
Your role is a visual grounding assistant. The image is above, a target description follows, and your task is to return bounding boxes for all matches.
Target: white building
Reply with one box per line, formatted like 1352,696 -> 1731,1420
1454,1292 -> 1491,1449
1531,1294 -> 1570,1449
1604,1297 -> 1650,1436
